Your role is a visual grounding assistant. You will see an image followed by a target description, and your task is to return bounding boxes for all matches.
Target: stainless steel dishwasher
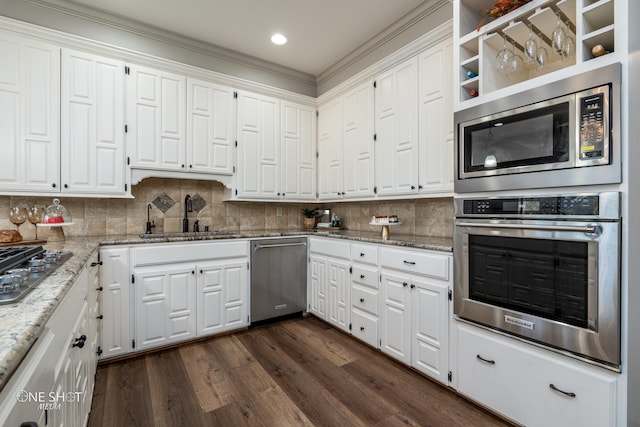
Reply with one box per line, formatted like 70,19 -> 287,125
250,238 -> 307,323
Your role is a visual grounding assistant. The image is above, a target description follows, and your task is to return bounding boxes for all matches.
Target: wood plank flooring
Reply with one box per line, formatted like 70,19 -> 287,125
89,316 -> 512,426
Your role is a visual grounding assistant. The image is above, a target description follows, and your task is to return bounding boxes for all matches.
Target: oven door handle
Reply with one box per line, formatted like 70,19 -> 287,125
456,222 -> 601,234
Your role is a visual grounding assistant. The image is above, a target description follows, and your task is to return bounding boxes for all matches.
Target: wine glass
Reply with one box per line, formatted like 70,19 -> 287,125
509,41 -> 524,73
563,27 -> 576,59
9,206 -> 28,236
552,12 -> 566,56
524,25 -> 539,69
28,205 -> 45,240
537,46 -> 549,69
495,37 -> 513,75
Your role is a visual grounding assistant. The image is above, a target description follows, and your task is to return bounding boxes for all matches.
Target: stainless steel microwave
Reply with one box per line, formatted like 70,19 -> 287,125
454,63 -> 621,193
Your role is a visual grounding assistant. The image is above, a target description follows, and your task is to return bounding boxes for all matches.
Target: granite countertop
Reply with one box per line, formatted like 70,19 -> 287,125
0,230 -> 452,391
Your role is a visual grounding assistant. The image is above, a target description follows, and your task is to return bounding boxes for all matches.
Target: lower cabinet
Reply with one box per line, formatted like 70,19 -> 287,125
308,238 -> 351,332
380,247 -> 451,385
100,241 -> 249,357
456,322 -> 618,427
0,255 -> 98,427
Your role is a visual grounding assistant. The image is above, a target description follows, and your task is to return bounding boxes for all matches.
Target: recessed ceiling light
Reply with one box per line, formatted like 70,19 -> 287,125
271,33 -> 287,45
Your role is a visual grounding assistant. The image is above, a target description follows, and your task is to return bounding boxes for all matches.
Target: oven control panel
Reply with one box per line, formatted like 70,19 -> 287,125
462,195 -> 600,216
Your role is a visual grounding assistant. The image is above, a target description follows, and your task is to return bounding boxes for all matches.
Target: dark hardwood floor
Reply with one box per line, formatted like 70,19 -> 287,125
89,316 -> 512,426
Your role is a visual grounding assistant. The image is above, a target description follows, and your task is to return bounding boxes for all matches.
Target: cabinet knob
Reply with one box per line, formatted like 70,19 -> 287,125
341,192 -> 345,195
360,298 -> 365,303
72,335 -> 87,348
360,326 -> 365,331
64,184 -> 69,189
96,315 -> 103,320
411,185 -> 415,190
52,183 -> 57,188
189,164 -> 193,169
277,192 -> 281,196
200,269 -> 203,274
410,284 -> 415,289
337,192 -> 340,196
360,274 -> 365,279
192,270 -> 195,275
181,164 -> 185,168
90,261 -> 103,267
403,282 -> 408,287
282,193 -> 285,197
360,253 -> 365,257
96,286 -> 103,291
418,185 -> 423,190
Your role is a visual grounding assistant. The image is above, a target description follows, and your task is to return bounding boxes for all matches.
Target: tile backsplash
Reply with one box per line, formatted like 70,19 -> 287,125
0,179 -> 453,239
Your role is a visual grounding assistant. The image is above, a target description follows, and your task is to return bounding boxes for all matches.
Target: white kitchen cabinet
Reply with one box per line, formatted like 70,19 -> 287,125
100,246 -> 132,359
317,98 -> 343,199
380,247 -> 451,384
86,251 -> 101,386
418,37 -> 454,193
0,32 -> 60,194
350,243 -> 380,348
456,322 -> 618,427
280,100 -> 316,200
308,237 -> 351,332
318,81 -> 375,200
235,90 -> 280,199
374,56 -> 419,196
126,63 -> 186,171
61,48 -> 127,195
134,262 -> 197,351
187,77 -> 235,175
197,259 -> 248,336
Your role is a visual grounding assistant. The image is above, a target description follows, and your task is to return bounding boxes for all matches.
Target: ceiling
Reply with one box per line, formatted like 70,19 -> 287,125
64,0 -> 428,76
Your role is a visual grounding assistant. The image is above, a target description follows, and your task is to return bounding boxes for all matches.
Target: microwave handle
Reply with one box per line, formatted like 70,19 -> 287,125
456,222 -> 600,234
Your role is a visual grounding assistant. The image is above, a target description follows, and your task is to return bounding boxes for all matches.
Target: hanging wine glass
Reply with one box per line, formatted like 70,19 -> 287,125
552,12 -> 566,56
495,36 -> 513,75
524,25 -> 539,69
537,46 -> 549,69
509,41 -> 524,73
563,22 -> 576,58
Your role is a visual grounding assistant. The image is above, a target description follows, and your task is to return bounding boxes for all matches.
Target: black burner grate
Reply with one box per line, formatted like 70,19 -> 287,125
0,246 -> 45,274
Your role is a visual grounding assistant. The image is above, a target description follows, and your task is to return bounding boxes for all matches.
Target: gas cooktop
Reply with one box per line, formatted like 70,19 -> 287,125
0,246 -> 73,304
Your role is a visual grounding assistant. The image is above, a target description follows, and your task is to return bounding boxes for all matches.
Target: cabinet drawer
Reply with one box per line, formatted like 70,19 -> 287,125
457,323 -> 617,427
351,243 -> 378,265
379,247 -> 449,280
351,265 -> 378,289
309,238 -> 350,259
351,309 -> 378,348
352,286 -> 378,315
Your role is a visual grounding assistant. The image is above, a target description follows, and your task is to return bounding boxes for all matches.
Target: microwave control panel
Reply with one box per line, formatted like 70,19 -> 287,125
578,85 -> 609,161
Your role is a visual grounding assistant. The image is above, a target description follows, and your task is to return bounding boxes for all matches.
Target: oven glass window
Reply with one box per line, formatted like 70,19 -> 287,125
468,235 -> 588,328
463,102 -> 570,172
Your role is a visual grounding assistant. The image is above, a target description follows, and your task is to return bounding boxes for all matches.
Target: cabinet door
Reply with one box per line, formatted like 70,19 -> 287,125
380,271 -> 412,364
126,64 -> 186,171
411,278 -> 449,383
187,78 -> 235,174
317,98 -> 343,199
326,258 -> 350,332
197,259 -> 248,336
280,101 -> 316,200
61,49 -> 126,195
374,57 -> 418,196
100,247 -> 131,359
309,255 -> 327,318
0,33 -> 60,193
418,38 -> 454,193
134,263 -> 197,351
236,90 -> 280,198
343,81 -> 375,198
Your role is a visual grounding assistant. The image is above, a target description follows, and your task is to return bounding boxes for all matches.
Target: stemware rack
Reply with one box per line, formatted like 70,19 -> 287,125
455,0 -> 617,107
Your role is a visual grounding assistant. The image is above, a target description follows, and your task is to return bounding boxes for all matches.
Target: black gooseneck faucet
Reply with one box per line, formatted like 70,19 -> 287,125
183,195 -> 193,232
145,203 -> 155,234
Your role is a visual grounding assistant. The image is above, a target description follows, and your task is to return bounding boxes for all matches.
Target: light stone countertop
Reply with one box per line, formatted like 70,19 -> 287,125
0,230 -> 452,391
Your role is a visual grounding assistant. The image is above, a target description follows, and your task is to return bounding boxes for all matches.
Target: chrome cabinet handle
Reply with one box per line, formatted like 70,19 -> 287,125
549,384 -> 576,398
457,222 -> 600,234
476,354 -> 495,365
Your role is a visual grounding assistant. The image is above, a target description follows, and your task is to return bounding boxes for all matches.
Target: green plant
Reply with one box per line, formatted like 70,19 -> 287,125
301,208 -> 316,218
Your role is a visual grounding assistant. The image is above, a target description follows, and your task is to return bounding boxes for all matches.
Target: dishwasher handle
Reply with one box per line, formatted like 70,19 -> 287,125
254,242 -> 307,251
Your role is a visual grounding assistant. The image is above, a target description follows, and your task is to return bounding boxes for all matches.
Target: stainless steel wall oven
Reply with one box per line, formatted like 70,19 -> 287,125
454,192 -> 621,370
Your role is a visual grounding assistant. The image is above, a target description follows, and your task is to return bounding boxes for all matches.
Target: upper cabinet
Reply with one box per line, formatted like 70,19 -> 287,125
374,57 -> 419,197
187,78 -> 235,175
317,98 -> 343,199
0,33 -> 60,194
61,49 -> 127,195
126,64 -> 187,172
454,0 -> 619,109
235,91 -> 317,201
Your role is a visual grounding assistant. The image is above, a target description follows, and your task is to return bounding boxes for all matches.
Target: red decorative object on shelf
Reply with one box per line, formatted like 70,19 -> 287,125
477,0 -> 533,31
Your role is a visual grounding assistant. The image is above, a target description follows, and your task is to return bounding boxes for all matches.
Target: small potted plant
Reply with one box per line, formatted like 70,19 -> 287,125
301,208 -> 317,229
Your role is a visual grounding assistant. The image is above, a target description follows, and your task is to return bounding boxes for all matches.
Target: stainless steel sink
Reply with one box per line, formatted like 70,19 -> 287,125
138,231 -> 234,239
